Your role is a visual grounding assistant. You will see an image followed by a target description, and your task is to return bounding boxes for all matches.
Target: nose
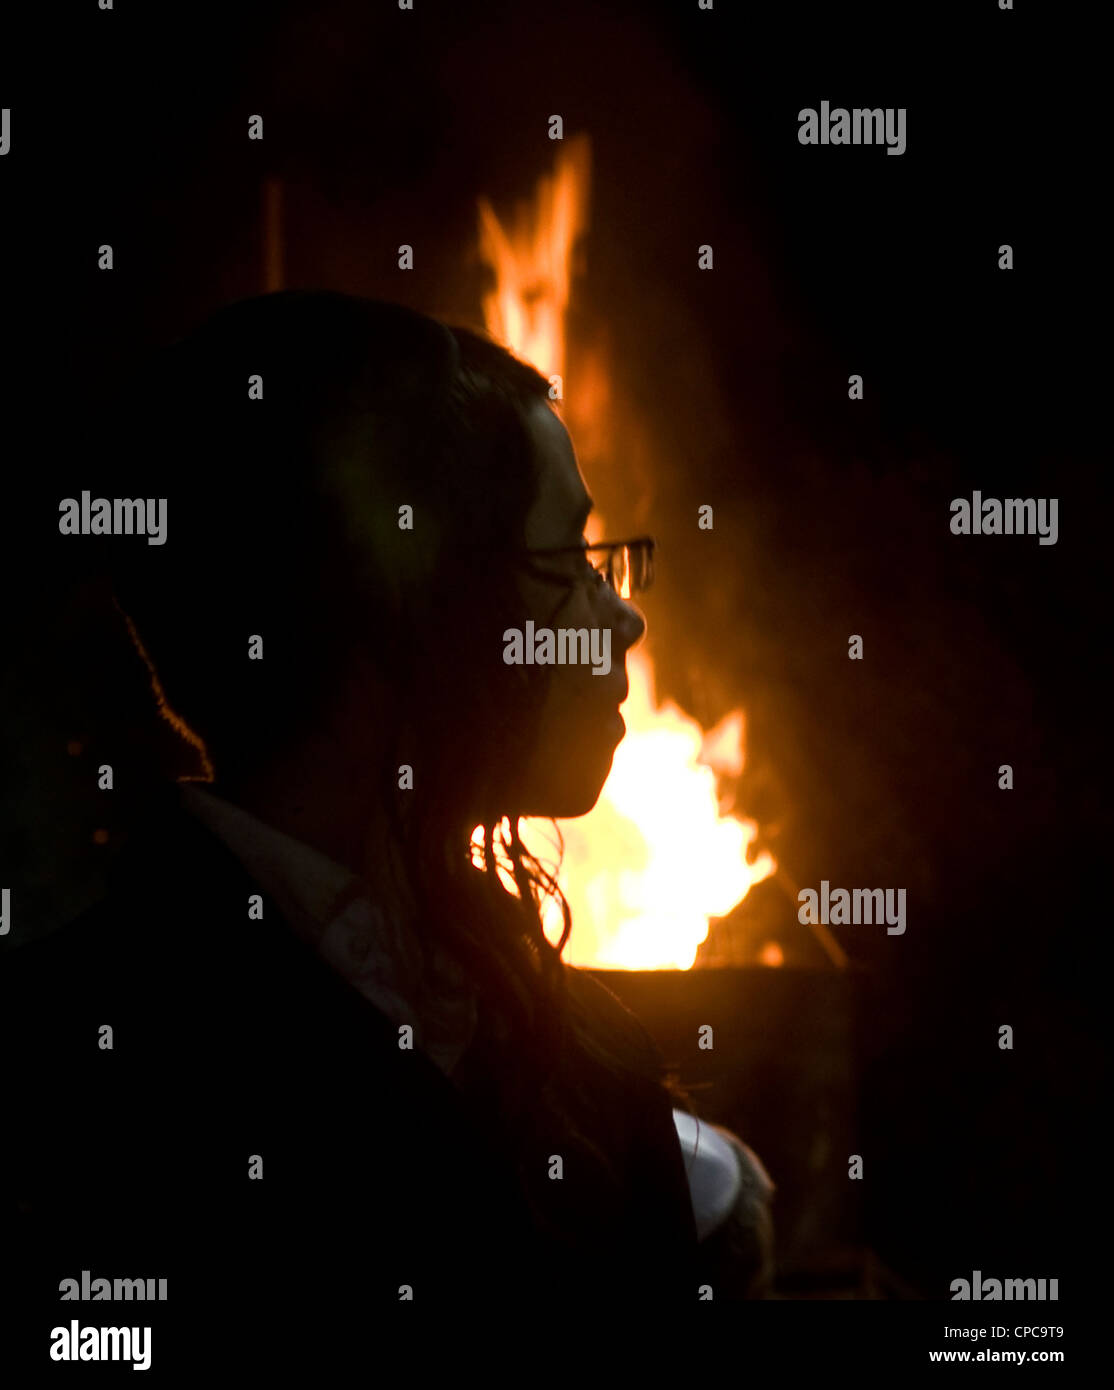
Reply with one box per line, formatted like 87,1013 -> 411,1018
602,584 -> 646,653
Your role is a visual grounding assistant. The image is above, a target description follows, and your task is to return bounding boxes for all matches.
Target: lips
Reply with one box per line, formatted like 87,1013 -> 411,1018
610,683 -> 629,734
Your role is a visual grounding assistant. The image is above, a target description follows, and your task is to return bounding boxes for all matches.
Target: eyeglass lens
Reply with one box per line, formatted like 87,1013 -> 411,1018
603,543 -> 652,596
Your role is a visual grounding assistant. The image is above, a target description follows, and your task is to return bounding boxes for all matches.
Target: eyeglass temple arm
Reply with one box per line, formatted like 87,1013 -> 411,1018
524,537 -> 655,556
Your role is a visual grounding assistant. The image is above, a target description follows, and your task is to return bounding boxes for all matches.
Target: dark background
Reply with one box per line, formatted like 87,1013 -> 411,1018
1,0 -> 1104,1300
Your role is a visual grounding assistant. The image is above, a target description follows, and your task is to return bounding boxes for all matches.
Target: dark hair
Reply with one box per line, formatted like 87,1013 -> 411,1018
93,291 -> 684,1233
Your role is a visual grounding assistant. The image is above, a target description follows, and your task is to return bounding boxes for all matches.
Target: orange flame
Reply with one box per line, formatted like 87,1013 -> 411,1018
477,137 -> 590,391
477,135 -> 775,969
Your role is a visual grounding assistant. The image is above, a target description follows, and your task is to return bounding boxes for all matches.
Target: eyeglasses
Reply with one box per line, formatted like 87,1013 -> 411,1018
513,535 -> 655,598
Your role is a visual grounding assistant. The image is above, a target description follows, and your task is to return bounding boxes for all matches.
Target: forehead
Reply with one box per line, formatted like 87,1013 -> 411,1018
520,398 -> 592,548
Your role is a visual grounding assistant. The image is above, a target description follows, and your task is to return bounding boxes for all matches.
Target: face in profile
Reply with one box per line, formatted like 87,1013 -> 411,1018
512,399 -> 646,819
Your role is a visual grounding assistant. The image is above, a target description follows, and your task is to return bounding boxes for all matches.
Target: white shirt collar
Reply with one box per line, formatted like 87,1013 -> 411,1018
178,783 -> 477,1075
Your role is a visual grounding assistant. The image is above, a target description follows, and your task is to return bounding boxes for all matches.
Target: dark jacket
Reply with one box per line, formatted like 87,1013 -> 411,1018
0,785 -> 698,1370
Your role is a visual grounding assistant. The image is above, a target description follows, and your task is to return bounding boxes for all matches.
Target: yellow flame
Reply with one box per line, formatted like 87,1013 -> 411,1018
477,137 -> 590,386
477,135 -> 775,969
522,655 -> 775,969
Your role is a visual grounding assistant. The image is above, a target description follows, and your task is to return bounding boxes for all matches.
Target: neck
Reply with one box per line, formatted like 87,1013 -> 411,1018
213,745 -> 408,911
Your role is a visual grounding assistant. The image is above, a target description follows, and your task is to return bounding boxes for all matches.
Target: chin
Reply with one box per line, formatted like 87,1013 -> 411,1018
542,785 -> 606,819
525,749 -> 616,818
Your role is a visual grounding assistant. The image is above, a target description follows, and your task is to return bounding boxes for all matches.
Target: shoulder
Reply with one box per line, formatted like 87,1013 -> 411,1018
561,970 -> 701,1269
559,969 -> 681,1160
563,967 -> 666,1084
